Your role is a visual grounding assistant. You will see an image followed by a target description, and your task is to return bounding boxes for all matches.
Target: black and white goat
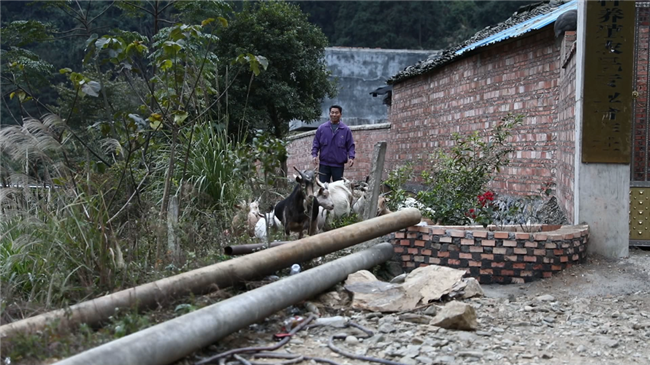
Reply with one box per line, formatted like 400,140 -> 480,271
274,167 -> 333,239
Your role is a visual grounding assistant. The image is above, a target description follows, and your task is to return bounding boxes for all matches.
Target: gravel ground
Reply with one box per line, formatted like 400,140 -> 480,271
190,245 -> 650,365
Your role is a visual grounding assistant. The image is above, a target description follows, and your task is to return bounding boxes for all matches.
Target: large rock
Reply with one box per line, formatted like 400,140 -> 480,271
345,270 -> 379,285
403,265 -> 467,303
461,278 -> 484,299
430,301 -> 478,331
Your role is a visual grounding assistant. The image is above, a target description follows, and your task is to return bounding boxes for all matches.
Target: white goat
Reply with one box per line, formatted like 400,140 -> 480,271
254,212 -> 283,241
323,179 -> 353,225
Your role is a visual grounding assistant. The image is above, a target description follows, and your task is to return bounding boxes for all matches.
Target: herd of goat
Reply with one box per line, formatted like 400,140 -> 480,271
229,167 -> 393,241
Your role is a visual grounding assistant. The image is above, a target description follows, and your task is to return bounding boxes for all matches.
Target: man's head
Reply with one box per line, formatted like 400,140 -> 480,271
329,105 -> 342,124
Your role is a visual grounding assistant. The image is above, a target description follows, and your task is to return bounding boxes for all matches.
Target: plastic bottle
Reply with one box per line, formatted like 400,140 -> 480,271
289,264 -> 301,275
314,316 -> 349,328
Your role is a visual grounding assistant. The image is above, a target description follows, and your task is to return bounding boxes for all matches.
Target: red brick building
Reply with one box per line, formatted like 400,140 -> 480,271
287,0 -> 647,233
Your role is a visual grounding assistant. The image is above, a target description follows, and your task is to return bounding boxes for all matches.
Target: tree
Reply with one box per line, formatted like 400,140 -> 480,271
214,1 -> 336,140
293,1 -> 536,50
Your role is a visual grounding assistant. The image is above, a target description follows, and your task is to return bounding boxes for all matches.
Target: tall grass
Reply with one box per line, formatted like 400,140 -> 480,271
0,115 -> 132,320
0,112 -> 284,326
181,123 -> 254,210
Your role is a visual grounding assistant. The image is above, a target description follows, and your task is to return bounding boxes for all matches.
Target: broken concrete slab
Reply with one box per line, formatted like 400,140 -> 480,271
344,265 -> 476,312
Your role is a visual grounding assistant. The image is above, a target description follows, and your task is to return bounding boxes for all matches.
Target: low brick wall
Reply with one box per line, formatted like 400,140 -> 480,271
390,224 -> 589,284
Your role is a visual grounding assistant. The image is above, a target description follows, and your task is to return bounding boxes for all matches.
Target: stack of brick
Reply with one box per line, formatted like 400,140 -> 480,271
391,225 -> 589,284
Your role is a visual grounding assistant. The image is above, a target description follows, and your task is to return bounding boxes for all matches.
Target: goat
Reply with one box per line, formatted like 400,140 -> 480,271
257,186 -> 334,241
352,190 -> 392,218
304,186 -> 334,235
254,211 -> 283,241
377,195 -> 392,216
324,179 -> 353,220
274,167 -> 333,239
230,197 -> 261,237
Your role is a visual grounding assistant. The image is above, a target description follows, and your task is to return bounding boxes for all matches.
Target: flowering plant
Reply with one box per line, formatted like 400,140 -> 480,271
413,113 -> 523,225
478,190 -> 495,207
467,190 -> 497,227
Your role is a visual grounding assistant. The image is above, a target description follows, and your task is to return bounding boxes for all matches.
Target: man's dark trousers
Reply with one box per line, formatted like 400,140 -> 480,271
318,164 -> 344,182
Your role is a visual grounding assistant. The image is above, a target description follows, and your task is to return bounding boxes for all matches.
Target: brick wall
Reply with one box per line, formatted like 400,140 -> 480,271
391,224 -> 589,284
556,31 -> 577,221
285,124 -> 392,182
389,27 -> 567,210
287,27 -> 578,221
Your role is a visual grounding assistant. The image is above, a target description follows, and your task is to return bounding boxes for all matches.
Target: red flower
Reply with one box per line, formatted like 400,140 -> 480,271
478,191 -> 495,207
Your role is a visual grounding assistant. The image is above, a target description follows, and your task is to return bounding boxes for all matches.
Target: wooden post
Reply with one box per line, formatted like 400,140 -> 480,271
363,141 -> 387,221
167,195 -> 180,263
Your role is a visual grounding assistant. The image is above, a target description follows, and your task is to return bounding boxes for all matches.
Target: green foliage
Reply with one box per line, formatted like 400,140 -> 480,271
174,302 -> 197,315
384,114 -> 523,225
328,212 -> 360,230
214,0 -> 337,137
180,123 -> 254,208
416,114 -> 523,225
0,20 -> 55,47
108,308 -> 151,338
251,130 -> 287,186
383,162 -> 415,212
293,1 -> 535,49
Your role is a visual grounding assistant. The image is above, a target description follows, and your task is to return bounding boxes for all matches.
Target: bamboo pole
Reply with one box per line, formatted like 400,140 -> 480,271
0,208 -> 421,339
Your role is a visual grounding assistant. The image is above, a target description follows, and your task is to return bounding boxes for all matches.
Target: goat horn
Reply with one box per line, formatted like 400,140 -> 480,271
315,178 -> 325,189
293,166 -> 307,180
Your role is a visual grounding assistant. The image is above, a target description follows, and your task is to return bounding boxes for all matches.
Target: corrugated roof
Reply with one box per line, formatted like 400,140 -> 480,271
454,1 -> 576,56
389,0 -> 577,85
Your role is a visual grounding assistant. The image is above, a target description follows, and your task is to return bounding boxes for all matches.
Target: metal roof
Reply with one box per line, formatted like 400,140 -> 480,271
389,0 -> 578,84
454,0 -> 577,57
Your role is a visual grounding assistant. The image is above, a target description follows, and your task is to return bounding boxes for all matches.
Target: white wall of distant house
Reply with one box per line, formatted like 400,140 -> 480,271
289,47 -> 439,131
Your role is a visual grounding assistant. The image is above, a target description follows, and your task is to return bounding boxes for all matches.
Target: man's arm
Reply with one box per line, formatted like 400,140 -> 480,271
312,128 -> 321,157
346,129 -> 356,167
312,128 -> 321,166
346,129 -> 356,159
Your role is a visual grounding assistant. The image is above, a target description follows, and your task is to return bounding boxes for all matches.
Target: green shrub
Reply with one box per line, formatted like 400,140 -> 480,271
180,123 -> 255,209
386,114 -> 523,225
328,212 -> 361,230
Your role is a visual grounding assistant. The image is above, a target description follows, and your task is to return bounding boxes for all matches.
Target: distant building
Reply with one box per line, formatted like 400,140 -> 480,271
289,47 -> 439,131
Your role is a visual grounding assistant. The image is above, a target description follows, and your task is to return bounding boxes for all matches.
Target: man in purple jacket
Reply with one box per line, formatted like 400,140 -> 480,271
311,105 -> 356,182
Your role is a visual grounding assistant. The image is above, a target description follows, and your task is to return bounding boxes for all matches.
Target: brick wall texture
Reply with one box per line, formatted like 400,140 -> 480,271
287,27 -> 579,221
391,224 -> 589,284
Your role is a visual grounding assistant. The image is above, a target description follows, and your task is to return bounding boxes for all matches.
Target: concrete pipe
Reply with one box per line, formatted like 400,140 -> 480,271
53,242 -> 395,365
0,208 -> 420,339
